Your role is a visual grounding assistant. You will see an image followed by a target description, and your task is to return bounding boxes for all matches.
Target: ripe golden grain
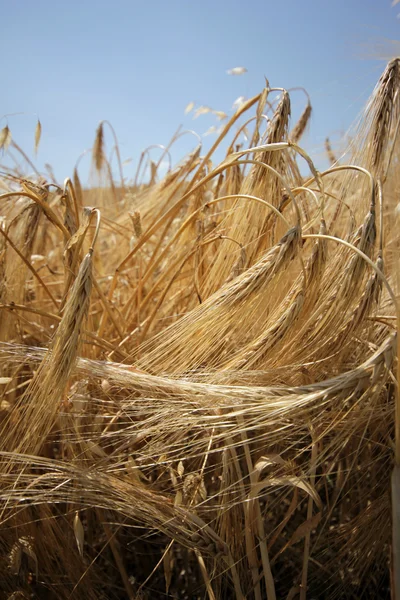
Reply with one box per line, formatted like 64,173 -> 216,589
0,61 -> 399,600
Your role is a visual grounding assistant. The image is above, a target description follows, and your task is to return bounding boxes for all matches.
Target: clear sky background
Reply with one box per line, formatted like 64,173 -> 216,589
1,0 -> 400,184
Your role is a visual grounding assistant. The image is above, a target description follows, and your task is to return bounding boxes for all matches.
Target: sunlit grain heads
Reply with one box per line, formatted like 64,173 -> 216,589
226,224 -> 301,304
290,102 -> 312,144
92,122 -> 105,172
268,91 -> 291,143
369,58 -> 400,174
0,60 -> 399,600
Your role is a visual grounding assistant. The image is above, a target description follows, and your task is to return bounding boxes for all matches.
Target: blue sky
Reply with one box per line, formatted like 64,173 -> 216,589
1,0 -> 399,184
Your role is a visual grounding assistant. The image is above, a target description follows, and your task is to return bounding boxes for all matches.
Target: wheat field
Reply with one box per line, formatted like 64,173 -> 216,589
0,60 -> 399,599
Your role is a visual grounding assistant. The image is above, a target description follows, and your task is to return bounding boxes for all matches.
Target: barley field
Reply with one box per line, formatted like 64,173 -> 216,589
0,60 -> 399,599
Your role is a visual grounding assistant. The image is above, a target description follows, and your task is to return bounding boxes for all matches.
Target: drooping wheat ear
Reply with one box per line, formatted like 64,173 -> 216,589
227,290 -> 304,370
290,102 -> 312,144
370,58 -> 400,173
2,249 -> 94,456
93,122 -> 105,172
349,58 -> 400,182
226,224 -> 301,304
0,211 -> 100,457
135,225 -> 301,374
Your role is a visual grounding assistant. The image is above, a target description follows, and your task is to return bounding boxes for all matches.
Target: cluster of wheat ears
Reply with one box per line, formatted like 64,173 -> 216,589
0,59 -> 399,599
